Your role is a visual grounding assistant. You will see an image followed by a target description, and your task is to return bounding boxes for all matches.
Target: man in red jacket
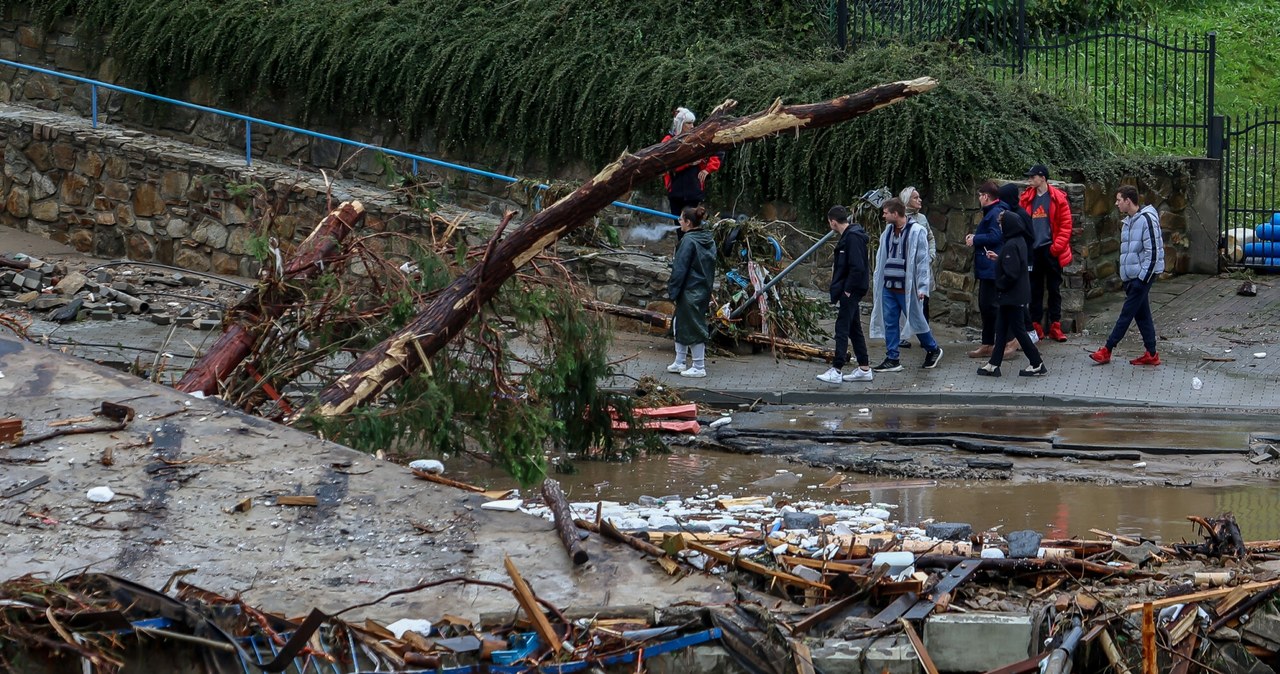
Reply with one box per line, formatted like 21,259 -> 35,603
1019,164 -> 1072,342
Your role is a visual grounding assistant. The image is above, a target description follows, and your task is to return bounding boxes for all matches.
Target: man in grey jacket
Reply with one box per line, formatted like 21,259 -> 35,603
1090,185 -> 1165,366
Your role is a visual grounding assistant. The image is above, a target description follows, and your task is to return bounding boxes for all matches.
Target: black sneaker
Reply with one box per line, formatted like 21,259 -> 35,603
873,358 -> 903,372
977,364 -> 1001,377
1019,363 -> 1048,377
922,348 -> 943,369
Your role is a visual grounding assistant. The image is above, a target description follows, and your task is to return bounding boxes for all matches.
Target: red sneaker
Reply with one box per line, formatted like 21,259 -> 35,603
1047,322 -> 1068,342
1130,351 -> 1161,366
1032,322 -> 1045,340
1089,346 -> 1112,364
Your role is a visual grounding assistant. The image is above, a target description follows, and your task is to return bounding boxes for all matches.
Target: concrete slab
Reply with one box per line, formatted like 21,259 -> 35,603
923,612 -> 1034,673
0,335 -> 731,621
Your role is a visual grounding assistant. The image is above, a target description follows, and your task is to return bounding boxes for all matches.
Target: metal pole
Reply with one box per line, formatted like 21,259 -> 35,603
836,0 -> 849,51
1206,31 -> 1217,156
244,120 -> 252,167
91,84 -> 97,128
728,230 -> 835,321
1016,0 -> 1028,75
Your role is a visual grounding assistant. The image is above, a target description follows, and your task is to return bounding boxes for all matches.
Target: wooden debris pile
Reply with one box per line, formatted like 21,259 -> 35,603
0,565 -> 720,673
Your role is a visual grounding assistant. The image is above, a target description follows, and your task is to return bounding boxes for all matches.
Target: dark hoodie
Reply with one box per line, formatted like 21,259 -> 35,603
994,209 -> 1032,307
998,183 -> 1033,230
829,223 -> 870,302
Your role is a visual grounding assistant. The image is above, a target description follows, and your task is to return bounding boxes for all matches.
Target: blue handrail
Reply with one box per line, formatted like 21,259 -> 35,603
0,58 -> 678,221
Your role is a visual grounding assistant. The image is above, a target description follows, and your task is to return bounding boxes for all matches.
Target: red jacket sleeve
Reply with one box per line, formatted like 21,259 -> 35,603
1050,187 -> 1073,266
701,154 -> 721,174
661,134 -> 674,191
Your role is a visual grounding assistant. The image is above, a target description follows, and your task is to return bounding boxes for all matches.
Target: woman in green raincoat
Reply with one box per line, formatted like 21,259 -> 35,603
666,206 -> 717,378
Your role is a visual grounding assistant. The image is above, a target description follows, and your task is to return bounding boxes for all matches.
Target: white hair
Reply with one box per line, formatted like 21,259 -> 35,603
670,107 -> 696,135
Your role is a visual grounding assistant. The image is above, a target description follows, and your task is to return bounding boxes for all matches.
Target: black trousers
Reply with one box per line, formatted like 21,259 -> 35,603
832,294 -> 869,370
1029,247 -> 1063,325
668,195 -> 700,217
978,279 -> 997,345
989,304 -> 1042,368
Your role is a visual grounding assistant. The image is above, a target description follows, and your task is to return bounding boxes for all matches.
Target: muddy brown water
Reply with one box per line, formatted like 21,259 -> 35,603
453,446 -> 1280,543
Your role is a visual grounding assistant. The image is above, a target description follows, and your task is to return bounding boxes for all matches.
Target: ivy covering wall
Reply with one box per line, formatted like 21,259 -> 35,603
27,0 -> 1115,213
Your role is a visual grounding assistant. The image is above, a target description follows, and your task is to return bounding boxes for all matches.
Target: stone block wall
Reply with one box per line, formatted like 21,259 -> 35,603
0,104 -> 685,313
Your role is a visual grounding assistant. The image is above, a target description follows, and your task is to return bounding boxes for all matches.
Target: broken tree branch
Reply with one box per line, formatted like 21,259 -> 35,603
542,478 -> 589,565
299,79 -> 938,420
175,201 -> 366,396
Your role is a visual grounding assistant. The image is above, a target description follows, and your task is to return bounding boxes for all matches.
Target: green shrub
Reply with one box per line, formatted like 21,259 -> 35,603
34,0 -> 1109,217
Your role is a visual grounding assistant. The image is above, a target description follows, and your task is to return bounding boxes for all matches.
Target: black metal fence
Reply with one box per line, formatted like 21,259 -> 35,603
1220,108 -> 1280,262
835,0 -> 1216,156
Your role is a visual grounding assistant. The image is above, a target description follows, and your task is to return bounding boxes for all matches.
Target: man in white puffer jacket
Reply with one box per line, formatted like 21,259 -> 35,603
1090,185 -> 1165,366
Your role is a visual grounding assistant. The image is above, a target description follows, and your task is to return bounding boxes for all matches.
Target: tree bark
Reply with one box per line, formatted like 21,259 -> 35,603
542,478 -> 589,565
303,79 -> 938,419
175,201 -> 366,395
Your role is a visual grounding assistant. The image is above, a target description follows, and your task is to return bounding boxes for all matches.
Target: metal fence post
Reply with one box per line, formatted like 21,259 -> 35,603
1206,31 -> 1217,156
836,0 -> 849,51
1207,115 -> 1225,160
245,121 -> 252,167
91,84 -> 97,129
1015,0 -> 1028,74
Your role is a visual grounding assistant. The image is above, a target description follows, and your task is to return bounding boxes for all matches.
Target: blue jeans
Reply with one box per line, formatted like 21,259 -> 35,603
1106,278 -> 1157,353
882,289 -> 938,361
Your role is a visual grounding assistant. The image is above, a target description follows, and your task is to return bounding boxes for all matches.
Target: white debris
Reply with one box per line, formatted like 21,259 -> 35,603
86,487 -> 115,503
865,508 -> 892,520
1133,461 -> 1148,468
1192,377 -> 1203,391
480,499 -> 523,512
408,459 -> 445,474
708,417 -> 732,429
386,619 -> 433,639
1255,352 -> 1268,359
981,547 -> 1006,559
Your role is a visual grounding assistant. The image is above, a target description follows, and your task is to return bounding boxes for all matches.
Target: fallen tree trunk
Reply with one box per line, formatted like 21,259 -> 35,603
175,201 -> 366,395
583,300 -> 671,329
302,79 -> 937,419
542,478 -> 589,565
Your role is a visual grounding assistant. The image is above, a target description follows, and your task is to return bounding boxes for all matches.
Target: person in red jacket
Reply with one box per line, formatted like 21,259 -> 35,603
1019,164 -> 1073,342
662,107 -> 721,217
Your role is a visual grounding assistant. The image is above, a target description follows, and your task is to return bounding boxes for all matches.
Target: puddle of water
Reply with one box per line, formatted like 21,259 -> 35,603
452,447 -> 1280,542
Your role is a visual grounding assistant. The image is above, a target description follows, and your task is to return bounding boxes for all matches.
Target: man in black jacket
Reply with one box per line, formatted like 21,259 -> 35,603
818,206 -> 873,384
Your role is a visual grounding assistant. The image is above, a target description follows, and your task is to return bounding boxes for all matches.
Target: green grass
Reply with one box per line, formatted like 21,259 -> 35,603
1158,0 -> 1280,113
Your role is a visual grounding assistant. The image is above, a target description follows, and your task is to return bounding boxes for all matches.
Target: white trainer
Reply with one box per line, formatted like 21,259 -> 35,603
666,362 -> 686,373
816,367 -> 843,384
1028,331 -> 1040,344
842,367 -> 874,382
679,367 -> 707,378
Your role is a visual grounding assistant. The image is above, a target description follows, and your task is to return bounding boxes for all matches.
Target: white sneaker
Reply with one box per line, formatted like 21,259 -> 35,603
666,362 -> 686,373
679,367 -> 707,378
843,367 -> 874,382
816,367 -> 843,384
1028,331 -> 1040,344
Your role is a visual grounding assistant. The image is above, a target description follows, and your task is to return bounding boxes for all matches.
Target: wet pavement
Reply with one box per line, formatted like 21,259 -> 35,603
608,274 -> 1280,410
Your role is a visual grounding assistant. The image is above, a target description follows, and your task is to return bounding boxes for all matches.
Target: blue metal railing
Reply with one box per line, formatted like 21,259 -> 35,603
0,58 -> 678,221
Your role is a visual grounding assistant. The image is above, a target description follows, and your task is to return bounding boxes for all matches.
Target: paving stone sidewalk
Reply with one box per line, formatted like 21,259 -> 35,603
609,275 -> 1280,411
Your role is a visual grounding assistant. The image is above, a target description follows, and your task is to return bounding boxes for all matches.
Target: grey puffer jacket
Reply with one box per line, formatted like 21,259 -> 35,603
1119,205 -> 1165,283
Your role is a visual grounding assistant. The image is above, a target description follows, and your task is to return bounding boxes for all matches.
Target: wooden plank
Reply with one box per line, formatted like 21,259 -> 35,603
276,495 -> 317,506
904,560 -> 983,621
1169,632 -> 1198,674
0,418 -> 23,444
1099,629 -> 1133,674
792,592 -> 866,636
716,496 -> 771,510
900,619 -> 941,674
1122,579 -> 1280,612
1141,603 -> 1157,674
981,652 -> 1048,674
778,555 -> 867,576
411,469 -> 486,493
790,639 -> 816,674
685,541 -> 831,592
502,556 -> 561,653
